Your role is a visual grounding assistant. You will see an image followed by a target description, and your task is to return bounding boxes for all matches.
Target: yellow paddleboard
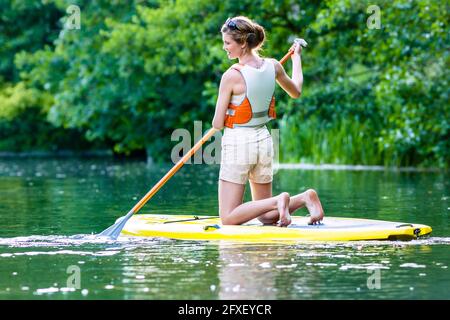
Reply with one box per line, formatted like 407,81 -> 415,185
120,214 -> 432,242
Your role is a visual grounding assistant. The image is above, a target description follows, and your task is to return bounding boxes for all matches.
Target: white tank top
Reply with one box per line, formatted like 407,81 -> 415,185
229,59 -> 275,128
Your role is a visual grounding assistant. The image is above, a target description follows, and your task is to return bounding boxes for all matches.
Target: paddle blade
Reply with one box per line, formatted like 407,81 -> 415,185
98,210 -> 134,240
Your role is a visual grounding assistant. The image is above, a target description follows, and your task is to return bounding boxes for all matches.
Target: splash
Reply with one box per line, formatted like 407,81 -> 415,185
0,234 -> 163,248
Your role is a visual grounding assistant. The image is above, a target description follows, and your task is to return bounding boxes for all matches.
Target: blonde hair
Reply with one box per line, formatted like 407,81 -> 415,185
221,16 -> 266,53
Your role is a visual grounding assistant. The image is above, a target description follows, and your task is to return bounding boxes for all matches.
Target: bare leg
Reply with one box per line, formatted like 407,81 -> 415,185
276,192 -> 291,227
288,189 -> 324,224
218,179 -> 246,220
249,181 -> 277,224
249,181 -> 290,226
219,179 -> 291,225
303,189 -> 324,224
249,188 -> 325,225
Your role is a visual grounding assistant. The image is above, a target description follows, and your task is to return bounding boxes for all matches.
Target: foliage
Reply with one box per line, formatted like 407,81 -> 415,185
0,0 -> 448,167
0,0 -> 93,151
279,0 -> 449,167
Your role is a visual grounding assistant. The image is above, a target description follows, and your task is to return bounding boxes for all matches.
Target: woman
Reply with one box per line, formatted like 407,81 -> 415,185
212,16 -> 324,227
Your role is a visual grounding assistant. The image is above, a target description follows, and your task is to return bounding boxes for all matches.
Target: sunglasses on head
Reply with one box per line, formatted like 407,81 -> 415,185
225,18 -> 239,31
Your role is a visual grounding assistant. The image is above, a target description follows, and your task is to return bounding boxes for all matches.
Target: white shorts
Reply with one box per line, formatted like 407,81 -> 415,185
219,125 -> 273,185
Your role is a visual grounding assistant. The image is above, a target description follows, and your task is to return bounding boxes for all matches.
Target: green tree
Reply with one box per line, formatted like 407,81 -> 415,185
0,0 -> 96,152
2,0 -> 448,167
279,0 -> 449,167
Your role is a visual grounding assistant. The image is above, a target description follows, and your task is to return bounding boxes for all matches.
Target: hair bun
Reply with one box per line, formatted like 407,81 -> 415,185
246,33 -> 257,46
253,25 -> 265,49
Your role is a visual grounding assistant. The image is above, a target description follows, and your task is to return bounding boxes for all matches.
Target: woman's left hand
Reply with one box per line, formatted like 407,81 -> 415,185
290,38 -> 307,59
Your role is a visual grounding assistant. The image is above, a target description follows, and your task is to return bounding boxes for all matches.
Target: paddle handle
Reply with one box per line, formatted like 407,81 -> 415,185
130,127 -> 218,214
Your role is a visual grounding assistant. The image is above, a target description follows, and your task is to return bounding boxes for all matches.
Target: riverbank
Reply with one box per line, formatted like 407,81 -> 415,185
0,150 -> 113,158
0,152 -> 444,173
277,163 -> 444,173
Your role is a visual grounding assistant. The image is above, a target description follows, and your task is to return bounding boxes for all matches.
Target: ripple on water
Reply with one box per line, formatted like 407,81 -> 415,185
0,234 -> 163,248
0,235 -> 449,252
0,250 -> 120,258
339,263 -> 390,271
399,263 -> 426,268
0,234 -> 166,259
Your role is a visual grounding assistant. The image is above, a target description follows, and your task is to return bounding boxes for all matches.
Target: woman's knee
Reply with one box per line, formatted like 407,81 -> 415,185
220,214 -> 239,225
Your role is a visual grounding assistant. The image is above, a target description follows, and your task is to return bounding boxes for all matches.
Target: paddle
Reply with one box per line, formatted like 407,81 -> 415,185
99,127 -> 217,239
99,38 -> 308,239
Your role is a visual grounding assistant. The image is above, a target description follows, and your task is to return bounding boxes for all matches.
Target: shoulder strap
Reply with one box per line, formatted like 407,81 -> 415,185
230,63 -> 244,72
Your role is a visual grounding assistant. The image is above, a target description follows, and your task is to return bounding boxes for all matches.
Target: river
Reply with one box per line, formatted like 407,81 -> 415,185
0,159 -> 448,299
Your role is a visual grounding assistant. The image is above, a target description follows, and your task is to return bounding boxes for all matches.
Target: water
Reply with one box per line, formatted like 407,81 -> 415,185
0,159 -> 448,299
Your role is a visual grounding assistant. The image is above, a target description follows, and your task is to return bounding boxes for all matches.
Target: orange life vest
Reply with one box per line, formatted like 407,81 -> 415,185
224,63 -> 277,129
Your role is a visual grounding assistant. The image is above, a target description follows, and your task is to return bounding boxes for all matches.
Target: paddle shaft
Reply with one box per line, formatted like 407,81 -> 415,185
280,49 -> 294,65
130,127 -> 217,214
129,46 -> 297,215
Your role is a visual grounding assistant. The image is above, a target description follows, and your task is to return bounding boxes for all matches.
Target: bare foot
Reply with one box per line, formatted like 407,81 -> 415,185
305,189 -> 324,225
277,192 -> 291,227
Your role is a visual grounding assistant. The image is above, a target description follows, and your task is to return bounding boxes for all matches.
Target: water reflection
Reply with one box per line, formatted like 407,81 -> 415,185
214,241 -> 450,300
217,243 -> 279,299
0,234 -> 449,299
